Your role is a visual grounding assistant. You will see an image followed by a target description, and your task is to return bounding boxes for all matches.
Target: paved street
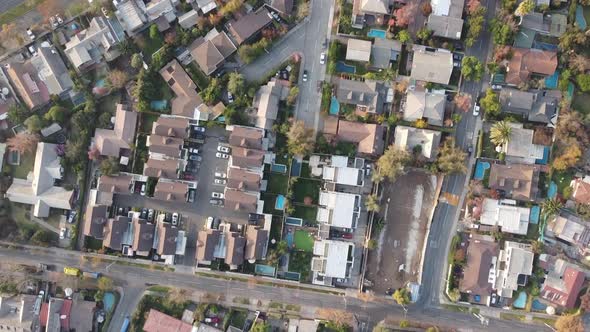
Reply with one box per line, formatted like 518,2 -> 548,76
240,0 -> 333,132
0,0 -> 24,13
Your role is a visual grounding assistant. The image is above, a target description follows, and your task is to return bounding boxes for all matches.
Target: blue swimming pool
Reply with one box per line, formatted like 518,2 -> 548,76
291,159 -> 302,177
283,271 -> 301,281
530,206 -> 540,224
103,292 -> 115,312
536,146 -> 550,165
275,195 -> 286,210
576,6 -> 587,29
336,61 -> 356,74
548,181 -> 558,199
285,217 -> 303,226
532,299 -> 547,311
271,163 -> 287,174
151,100 -> 168,110
255,264 -> 276,276
329,96 -> 340,115
513,291 -> 527,309
544,71 -> 559,90
286,231 -> 294,247
474,161 -> 490,180
368,29 -> 387,39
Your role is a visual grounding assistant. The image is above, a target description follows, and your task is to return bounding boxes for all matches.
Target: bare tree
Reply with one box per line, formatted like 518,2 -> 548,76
7,132 -> 39,154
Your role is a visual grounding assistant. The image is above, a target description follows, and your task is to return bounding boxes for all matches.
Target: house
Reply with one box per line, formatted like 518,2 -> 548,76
545,213 -> 590,255
196,0 -> 217,14
178,9 -> 199,29
268,0 -> 294,15
230,147 -> 266,170
337,120 -> 385,155
143,158 -> 182,179
114,0 -> 147,34
505,48 -> 557,86
227,167 -> 262,192
410,45 -> 454,85
402,90 -> 446,126
502,123 -> 545,164
41,297 -> 75,332
6,61 -> 50,109
346,39 -> 372,62
93,104 -> 138,162
189,29 -> 237,76
144,0 -> 177,23
225,232 -> 246,268
427,0 -> 464,39
480,199 -> 530,235
6,143 -> 73,218
488,163 -> 539,201
152,117 -> 189,138
103,216 -> 131,250
0,295 -> 37,331
571,177 -> 590,205
227,8 -> 273,45
132,218 -> 155,256
371,38 -> 402,69
245,226 -> 268,261
311,240 -> 355,286
499,88 -> 558,125
155,221 -> 178,256
459,235 -> 499,304
159,61 -> 205,119
144,309 -> 193,332
540,256 -> 585,308
229,126 -> 266,150
196,229 -> 221,264
394,126 -> 442,160
153,181 -> 188,202
317,191 -> 361,229
97,174 -> 133,194
313,155 -> 364,187
335,78 -> 389,115
253,79 -> 288,129
83,204 -> 108,239
520,13 -> 567,37
31,46 -> 74,98
351,0 -> 391,28
147,135 -> 184,159
64,16 -> 123,70
224,189 -> 258,212
493,241 -> 534,299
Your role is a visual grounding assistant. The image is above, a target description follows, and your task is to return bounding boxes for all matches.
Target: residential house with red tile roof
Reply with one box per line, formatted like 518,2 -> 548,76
189,28 -> 237,75
153,181 -> 188,202
143,309 -> 193,332
539,256 -> 585,308
571,177 -> 590,205
159,60 -> 205,118
93,104 -> 138,162
337,120 -> 385,156
505,47 -> 557,86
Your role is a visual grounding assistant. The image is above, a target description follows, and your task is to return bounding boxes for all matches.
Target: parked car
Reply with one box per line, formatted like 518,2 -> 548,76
210,199 -> 224,206
101,7 -> 110,18
214,179 -> 227,185
216,152 -> 229,159
147,209 -> 154,222
217,146 -> 230,153
472,103 -> 480,117
140,184 -> 146,196
302,70 -> 308,82
140,208 -> 148,220
28,45 -> 37,56
188,147 -> 199,154
56,14 -> 63,25
188,190 -> 195,203
192,126 -> 206,133
49,16 -> 58,28
214,172 -> 227,178
205,317 -> 220,324
467,145 -> 473,156
491,293 -> 497,305
171,213 -> 179,226
227,91 -> 234,103
26,28 -> 35,40
189,154 -> 202,161
182,173 -> 195,180
320,52 -> 326,64
59,227 -> 66,240
211,192 -> 224,199
67,211 -> 77,224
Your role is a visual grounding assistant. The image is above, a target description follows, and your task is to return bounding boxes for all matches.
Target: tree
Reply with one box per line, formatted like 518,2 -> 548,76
202,78 -> 221,104
227,72 -> 245,95
559,27 -> 587,51
515,0 -> 534,16
287,121 -> 315,156
392,288 -> 410,305
149,24 -> 159,39
553,144 -> 582,171
461,56 -> 484,81
421,2 -> 432,15
107,70 -> 129,90
490,120 -> 512,146
555,314 -> 584,332
97,276 -> 114,291
365,194 -> 380,213
576,74 -> 590,92
448,288 -> 460,302
416,27 -> 433,41
117,39 -> 135,55
267,240 -> 288,265
580,291 -> 590,311
490,18 -> 515,45
531,240 -> 544,254
541,198 -> 563,220
437,138 -> 467,174
7,103 -> 31,124
286,86 -> 300,106
569,54 -> 590,74
465,7 -> 486,46
397,30 -> 412,44
414,118 -> 428,128
31,229 -> 53,246
100,157 -> 120,176
374,144 -> 411,182
131,53 -> 143,69
44,105 -> 67,123
297,1 -> 309,19
466,0 -> 482,14
394,2 -> 417,27
7,132 -> 39,154
454,93 -> 472,112
480,89 -> 500,117
24,115 -> 43,133
0,23 -> 17,42
367,239 -> 378,250
251,322 -> 271,332
167,287 -> 189,304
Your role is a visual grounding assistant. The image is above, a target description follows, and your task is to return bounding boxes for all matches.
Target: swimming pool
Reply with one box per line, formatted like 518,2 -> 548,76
548,182 -> 558,199
544,71 -> 559,90
151,100 -> 168,110
271,163 -> 287,174
368,29 -> 387,39
473,161 -> 490,180
291,159 -> 302,177
513,291 -> 527,309
286,231 -> 294,247
576,6 -> 587,29
255,264 -> 276,276
530,206 -> 540,224
285,217 -> 303,226
329,96 -> 340,115
103,292 -> 115,312
283,271 -> 301,281
535,146 -> 550,165
532,299 -> 547,311
336,61 -> 356,74
275,195 -> 286,210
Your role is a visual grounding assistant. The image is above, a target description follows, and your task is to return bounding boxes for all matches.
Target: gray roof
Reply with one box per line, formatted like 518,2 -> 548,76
227,8 -> 272,45
178,9 -> 199,29
83,204 -> 108,238
499,88 -> 557,124
336,78 -> 385,114
157,222 -> 178,255
104,216 -> 130,250
225,232 -> 246,266
410,45 -> 454,84
371,38 -> 402,69
403,90 -> 445,126
427,15 -> 464,40
31,47 -> 73,96
196,229 -> 221,261
133,218 -> 155,253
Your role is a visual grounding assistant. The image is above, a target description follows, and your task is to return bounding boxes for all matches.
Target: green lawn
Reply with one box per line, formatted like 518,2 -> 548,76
97,92 -> 122,115
0,0 -> 42,25
552,169 -> 574,196
267,173 -> 289,194
300,162 -> 312,178
139,27 -> 164,59
288,251 -> 313,281
185,63 -> 210,91
294,229 -> 314,252
572,92 -> 590,115
229,309 -> 248,329
292,178 -> 321,204
292,205 -> 317,223
527,223 -> 539,240
481,132 -> 498,159
140,113 -> 160,133
6,151 -> 35,179
261,193 -> 281,215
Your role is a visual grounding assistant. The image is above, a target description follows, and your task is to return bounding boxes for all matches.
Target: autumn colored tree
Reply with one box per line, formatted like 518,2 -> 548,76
88,147 -> 101,161
569,54 -> 590,74
365,194 -> 380,212
466,0 -> 482,14
454,93 -> 472,112
493,45 -> 512,62
394,2 -> 417,27
414,118 -> 428,128
421,2 -> 432,15
580,291 -> 590,311
208,13 -> 222,26
164,32 -> 176,45
515,0 -> 534,16
107,70 -> 129,90
555,108 -> 589,147
555,314 -> 584,332
374,144 -> 411,183
287,121 -> 315,156
393,288 -> 411,305
552,143 -> 582,171
436,138 -> 467,174
7,132 -> 39,154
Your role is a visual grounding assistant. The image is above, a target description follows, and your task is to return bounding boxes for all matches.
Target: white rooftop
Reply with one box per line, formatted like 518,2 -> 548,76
317,191 -> 360,229
312,240 -> 353,278
480,198 -> 530,235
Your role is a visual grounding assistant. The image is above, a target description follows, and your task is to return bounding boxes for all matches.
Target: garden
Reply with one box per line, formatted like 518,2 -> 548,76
266,173 -> 289,195
288,251 -> 313,281
293,229 -> 315,252
291,178 -> 321,204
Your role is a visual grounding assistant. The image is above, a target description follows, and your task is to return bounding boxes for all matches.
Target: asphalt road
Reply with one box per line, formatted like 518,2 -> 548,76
0,0 -> 24,14
0,245 -> 549,331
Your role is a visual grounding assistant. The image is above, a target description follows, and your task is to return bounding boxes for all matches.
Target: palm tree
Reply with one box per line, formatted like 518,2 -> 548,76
490,120 -> 512,147
365,194 -> 381,213
541,198 -> 563,220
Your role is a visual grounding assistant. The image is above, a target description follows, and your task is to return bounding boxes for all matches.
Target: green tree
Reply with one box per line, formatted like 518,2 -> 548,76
97,276 -> 114,291
480,88 -> 500,117
365,194 -> 380,212
202,78 -> 221,104
515,0 -> 534,16
465,8 -> 486,46
416,27 -> 432,41
24,114 -> 43,132
397,30 -> 411,44
559,27 -> 587,51
7,103 -> 31,124
238,39 -> 269,64
437,138 -> 467,174
149,24 -> 159,39
448,288 -> 461,302
541,198 -> 563,220
31,229 -> 53,246
287,120 -> 315,156
576,74 -> 590,92
44,105 -> 68,123
227,72 -> 245,95
374,144 -> 411,183
461,56 -> 484,81
100,157 -> 120,176
286,86 -> 300,106
490,19 -> 514,45
392,288 -> 410,305
490,120 -> 512,146
131,53 -> 143,69
251,322 -> 271,332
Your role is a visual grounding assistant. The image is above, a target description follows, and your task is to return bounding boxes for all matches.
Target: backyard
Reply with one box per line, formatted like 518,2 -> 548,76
4,150 -> 34,179
551,169 -> 574,197
292,178 -> 321,203
572,92 -> 590,115
291,205 -> 317,224
288,251 -> 313,281
137,26 -> 164,61
294,229 -> 315,252
267,173 -> 289,195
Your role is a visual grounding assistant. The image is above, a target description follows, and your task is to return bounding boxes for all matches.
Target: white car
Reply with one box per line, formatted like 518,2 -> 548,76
320,52 -> 326,64
172,213 -> 179,226
216,152 -> 229,159
26,28 -> 35,40
28,45 -> 37,56
211,192 -> 224,199
49,16 -> 58,28
56,14 -> 63,25
140,184 -> 146,196
214,172 -> 227,179
473,103 -> 480,117
59,227 -> 66,240
101,7 -> 110,18
192,126 -> 206,133
214,179 -> 227,185
188,148 -> 199,154
227,92 -> 234,103
217,146 -> 230,153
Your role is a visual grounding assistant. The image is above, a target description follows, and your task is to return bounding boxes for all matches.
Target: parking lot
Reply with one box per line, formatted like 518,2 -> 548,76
111,126 -> 251,266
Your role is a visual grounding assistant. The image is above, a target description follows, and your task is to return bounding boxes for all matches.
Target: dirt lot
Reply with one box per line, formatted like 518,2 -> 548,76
365,169 -> 439,294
